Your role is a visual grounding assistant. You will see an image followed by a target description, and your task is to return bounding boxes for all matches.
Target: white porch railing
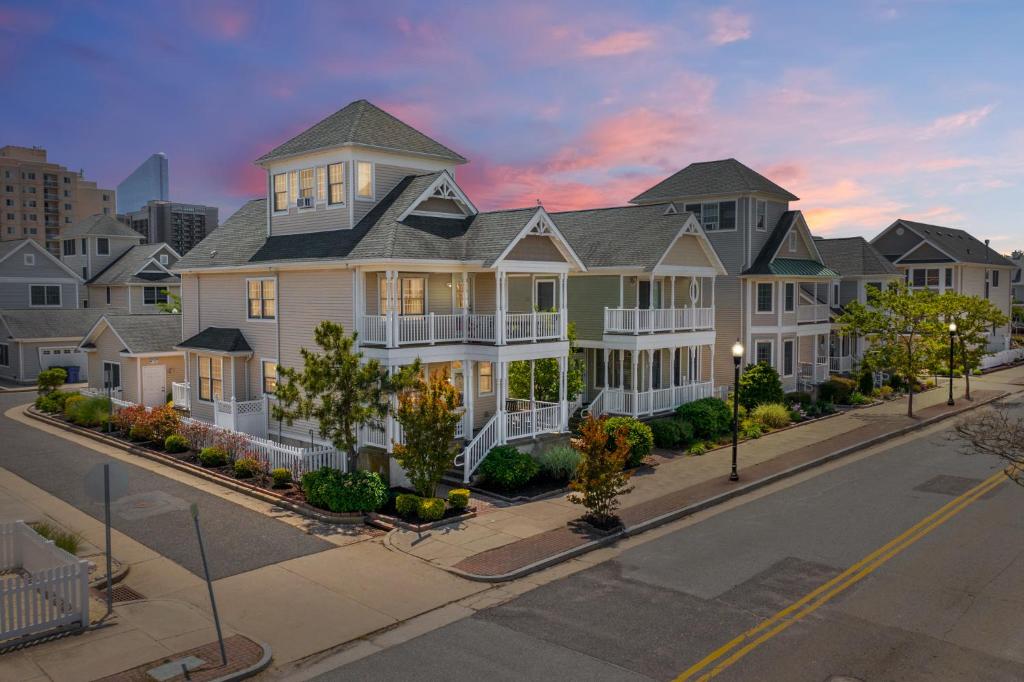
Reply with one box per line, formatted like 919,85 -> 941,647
829,356 -> 852,374
798,361 -> 830,389
504,400 -> 561,440
358,409 -> 469,451
455,413 -> 501,483
601,380 -> 714,417
215,396 -> 268,438
505,312 -> 562,342
359,312 -> 564,345
583,389 -> 607,418
172,381 -> 190,410
604,307 -> 715,334
1,521 -> 90,641
798,304 -> 830,323
359,315 -> 388,345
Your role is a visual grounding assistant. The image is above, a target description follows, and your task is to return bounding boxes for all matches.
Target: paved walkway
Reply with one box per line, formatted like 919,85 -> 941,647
389,367 -> 1024,578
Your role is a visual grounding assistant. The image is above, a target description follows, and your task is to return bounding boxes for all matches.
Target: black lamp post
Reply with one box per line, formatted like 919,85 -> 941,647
947,321 -> 957,406
730,340 -> 743,482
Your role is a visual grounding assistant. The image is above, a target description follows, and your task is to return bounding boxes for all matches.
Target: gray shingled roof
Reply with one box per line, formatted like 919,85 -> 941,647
631,158 -> 799,204
814,236 -> 899,277
892,219 -> 1015,267
551,204 -> 698,270
174,199 -> 268,271
96,314 -> 182,354
0,240 -> 29,261
178,327 -> 252,354
0,308 -> 106,340
255,100 -> 466,164
62,215 -> 143,239
89,244 -> 179,285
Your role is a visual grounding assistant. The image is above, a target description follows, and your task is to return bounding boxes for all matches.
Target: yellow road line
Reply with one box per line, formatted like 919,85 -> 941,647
676,469 -> 1007,682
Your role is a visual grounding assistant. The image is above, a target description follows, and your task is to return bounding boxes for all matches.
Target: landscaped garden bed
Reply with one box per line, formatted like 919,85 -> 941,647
368,487 -> 477,531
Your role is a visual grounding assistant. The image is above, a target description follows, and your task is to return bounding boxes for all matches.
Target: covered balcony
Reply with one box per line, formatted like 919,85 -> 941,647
603,274 -> 715,336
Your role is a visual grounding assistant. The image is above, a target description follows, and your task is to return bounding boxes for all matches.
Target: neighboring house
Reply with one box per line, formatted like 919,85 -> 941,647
871,219 -> 1015,350
58,214 -> 145,296
85,242 -> 181,313
813,236 -> 902,373
631,159 -> 838,392
79,314 -> 184,406
0,239 -> 83,310
0,308 -> 104,383
1008,250 -> 1023,304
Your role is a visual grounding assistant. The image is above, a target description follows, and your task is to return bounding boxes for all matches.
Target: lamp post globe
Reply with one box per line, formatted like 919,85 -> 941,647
730,340 -> 743,482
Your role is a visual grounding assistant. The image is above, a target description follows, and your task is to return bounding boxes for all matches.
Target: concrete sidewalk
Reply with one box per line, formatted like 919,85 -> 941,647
389,367 -> 1024,578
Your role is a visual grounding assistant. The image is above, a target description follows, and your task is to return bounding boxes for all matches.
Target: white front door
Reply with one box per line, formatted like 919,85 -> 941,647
141,364 -> 167,407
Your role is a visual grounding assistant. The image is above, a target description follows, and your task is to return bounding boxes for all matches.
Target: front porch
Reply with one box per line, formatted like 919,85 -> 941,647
603,273 -> 716,335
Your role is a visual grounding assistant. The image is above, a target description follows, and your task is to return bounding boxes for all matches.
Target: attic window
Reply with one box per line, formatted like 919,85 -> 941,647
788,231 -> 797,252
23,253 -> 34,266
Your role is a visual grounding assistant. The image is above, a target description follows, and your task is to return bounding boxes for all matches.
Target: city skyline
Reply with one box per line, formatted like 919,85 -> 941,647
2,0 -> 1023,249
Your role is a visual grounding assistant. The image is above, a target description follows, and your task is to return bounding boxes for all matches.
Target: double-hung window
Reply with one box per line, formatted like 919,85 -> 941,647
783,340 -> 794,376
756,282 -> 774,313
198,356 -> 222,401
784,282 -> 795,312
401,277 -> 425,315
701,202 -> 719,231
102,361 -> 120,390
755,341 -> 773,366
247,278 -> 276,319
298,168 -> 314,205
262,360 -> 278,395
945,269 -> 953,288
478,361 -> 493,395
756,200 -> 767,231
912,268 -> 939,288
694,200 -> 736,231
273,173 -> 288,211
993,270 -> 1000,287
328,163 -> 345,205
62,240 -> 76,256
144,287 -> 168,305
30,284 -> 61,307
97,238 -> 109,255
356,162 -> 374,199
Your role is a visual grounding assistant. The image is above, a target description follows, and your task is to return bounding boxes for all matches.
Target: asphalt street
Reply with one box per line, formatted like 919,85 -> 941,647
312,398 -> 1024,681
0,393 -> 331,579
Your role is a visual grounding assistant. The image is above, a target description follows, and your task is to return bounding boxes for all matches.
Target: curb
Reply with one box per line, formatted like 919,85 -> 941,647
440,391 -> 1010,582
209,639 -> 273,682
24,408 -> 365,526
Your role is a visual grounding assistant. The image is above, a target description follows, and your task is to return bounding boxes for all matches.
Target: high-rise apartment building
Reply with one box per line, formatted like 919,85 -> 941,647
116,153 -> 169,214
0,145 -> 116,254
120,200 -> 218,255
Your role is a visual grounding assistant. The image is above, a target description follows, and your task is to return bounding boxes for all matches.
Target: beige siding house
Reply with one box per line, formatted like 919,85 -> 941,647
79,314 -> 184,406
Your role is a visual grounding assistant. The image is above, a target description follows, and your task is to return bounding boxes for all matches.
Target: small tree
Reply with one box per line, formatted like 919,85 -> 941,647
737,362 -> 784,409
272,321 -> 418,467
568,415 -> 634,528
508,322 -> 584,402
837,282 -> 942,417
955,406 -> 1023,486
156,290 -> 182,314
934,291 -> 1009,400
392,370 -> 462,498
37,367 -> 67,395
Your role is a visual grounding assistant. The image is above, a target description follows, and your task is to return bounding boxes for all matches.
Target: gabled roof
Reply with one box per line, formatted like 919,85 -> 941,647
879,219 -> 1015,267
813,237 -> 899,277
174,199 -> 268,271
62,215 -> 143,240
0,239 -> 83,280
88,243 -> 181,285
743,211 -> 836,278
0,308 -> 106,340
177,327 -> 252,354
551,204 -> 723,272
631,158 -> 799,204
255,99 -> 466,165
81,314 -> 182,354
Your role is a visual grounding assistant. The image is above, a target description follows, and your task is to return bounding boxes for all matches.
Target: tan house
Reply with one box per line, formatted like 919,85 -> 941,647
79,314 -> 184,406
871,219 -> 1015,350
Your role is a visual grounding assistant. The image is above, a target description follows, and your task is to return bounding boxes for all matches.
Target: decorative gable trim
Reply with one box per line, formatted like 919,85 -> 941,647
770,212 -> 824,265
491,207 -> 587,271
134,257 -> 178,279
653,214 -> 728,275
397,170 -> 478,222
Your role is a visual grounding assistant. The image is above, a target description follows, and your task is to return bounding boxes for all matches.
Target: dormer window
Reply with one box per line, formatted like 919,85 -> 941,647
328,163 -> 345,205
159,254 -> 169,265
356,161 -> 374,199
273,173 -> 288,212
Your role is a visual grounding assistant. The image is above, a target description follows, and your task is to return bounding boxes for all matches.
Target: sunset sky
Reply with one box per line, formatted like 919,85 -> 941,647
2,1 -> 1022,249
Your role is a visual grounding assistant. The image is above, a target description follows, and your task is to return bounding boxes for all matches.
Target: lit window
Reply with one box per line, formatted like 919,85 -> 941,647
198,356 -> 222,401
356,162 -> 373,199
247,278 -> 276,319
273,173 -> 288,211
30,284 -> 61,307
316,166 -> 326,203
262,360 -> 278,395
479,361 -> 493,394
328,163 -> 345,205
756,282 -> 773,313
299,168 -> 314,201
401,277 -> 425,315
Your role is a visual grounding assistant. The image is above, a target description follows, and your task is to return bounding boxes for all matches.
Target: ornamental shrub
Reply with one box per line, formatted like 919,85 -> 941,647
649,418 -> 693,449
688,441 -> 709,456
199,446 -> 228,467
818,377 -> 856,405
36,390 -> 72,413
535,445 -> 581,482
848,391 -> 872,406
447,488 -> 470,511
164,434 -> 189,453
677,398 -> 732,440
233,457 -> 262,479
301,468 -> 388,513
395,493 -> 421,518
739,419 -> 763,439
417,497 -> 446,522
738,362 -> 785,409
750,403 -> 792,429
603,416 -> 654,468
271,468 -> 293,488
785,391 -> 812,408
879,385 -> 894,399
129,424 -> 150,441
37,367 -> 67,395
62,394 -> 86,419
858,370 -> 875,396
479,445 -> 539,491
65,396 -> 110,428
146,405 -> 180,443
111,404 -> 147,435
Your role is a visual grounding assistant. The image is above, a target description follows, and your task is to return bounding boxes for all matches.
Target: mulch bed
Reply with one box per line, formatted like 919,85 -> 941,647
369,488 -> 477,531
470,473 -> 571,503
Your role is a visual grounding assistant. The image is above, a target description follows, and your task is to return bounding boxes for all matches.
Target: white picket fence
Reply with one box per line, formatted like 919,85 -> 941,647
1,521 -> 90,642
980,347 -> 1024,370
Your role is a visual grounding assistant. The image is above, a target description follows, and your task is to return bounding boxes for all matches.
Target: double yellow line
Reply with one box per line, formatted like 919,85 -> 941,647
675,469 -> 1007,681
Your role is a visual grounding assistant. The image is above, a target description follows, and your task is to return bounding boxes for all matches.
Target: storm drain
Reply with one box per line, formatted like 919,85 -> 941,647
914,475 -> 984,497
94,584 -> 145,602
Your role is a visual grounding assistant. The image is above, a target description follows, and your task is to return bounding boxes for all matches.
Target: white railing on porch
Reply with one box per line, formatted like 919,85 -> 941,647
1,521 -> 90,641
358,409 -> 469,451
601,380 -> 714,417
829,356 -> 852,374
215,396 -> 268,438
505,312 -> 561,342
604,307 -> 715,334
359,311 -> 564,346
456,413 -> 501,483
504,400 -> 561,440
798,304 -> 830,323
171,381 -> 190,410
584,389 -> 607,417
798,361 -> 830,388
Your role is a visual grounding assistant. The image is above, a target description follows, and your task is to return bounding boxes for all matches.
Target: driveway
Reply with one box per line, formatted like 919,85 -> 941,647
0,393 -> 331,579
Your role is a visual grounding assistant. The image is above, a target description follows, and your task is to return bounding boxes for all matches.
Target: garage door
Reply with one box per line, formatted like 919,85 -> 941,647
39,347 -> 88,380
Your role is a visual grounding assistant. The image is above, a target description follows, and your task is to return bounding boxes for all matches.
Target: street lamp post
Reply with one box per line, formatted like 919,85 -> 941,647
947,322 -> 957,406
730,340 -> 743,482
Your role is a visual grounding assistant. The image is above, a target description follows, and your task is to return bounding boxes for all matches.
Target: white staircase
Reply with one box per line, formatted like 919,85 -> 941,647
454,413 -> 502,483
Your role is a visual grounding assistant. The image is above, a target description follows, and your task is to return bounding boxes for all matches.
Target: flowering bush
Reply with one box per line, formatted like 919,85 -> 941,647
112,404 -> 148,434
178,420 -> 215,451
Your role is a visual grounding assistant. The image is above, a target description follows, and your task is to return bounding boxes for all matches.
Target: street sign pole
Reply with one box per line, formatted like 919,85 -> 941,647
190,503 -> 227,666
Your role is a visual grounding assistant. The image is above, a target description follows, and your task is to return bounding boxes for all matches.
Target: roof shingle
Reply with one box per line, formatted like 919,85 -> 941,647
97,314 -> 182,354
178,327 -> 252,354
88,243 -> 179,286
891,220 -> 1014,267
0,308 -> 106,340
631,158 -> 799,204
62,215 -> 143,240
814,236 -> 899,277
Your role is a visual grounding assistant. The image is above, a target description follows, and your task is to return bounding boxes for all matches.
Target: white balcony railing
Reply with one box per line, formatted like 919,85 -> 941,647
214,396 -> 268,438
797,304 -> 830,323
172,381 -> 190,410
505,312 -> 561,342
829,356 -> 852,374
601,380 -> 714,417
604,307 -> 715,334
505,400 -> 561,440
359,311 -> 563,346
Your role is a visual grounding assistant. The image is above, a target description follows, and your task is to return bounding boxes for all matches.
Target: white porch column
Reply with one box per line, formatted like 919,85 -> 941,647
630,350 -> 639,417
559,271 -> 568,340
465,359 -> 475,438
529,359 -> 536,438
670,276 -> 677,331
496,271 -> 507,345
386,270 -> 399,348
559,354 -> 569,430
602,348 -> 610,389
497,361 -> 507,442
461,271 -> 469,342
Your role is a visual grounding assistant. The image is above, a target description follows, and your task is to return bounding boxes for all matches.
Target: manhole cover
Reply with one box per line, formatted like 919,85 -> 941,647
914,474 -> 984,497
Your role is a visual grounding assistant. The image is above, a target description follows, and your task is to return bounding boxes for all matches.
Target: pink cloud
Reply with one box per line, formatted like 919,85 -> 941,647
191,4 -> 251,41
708,8 -> 752,45
916,105 -> 995,140
578,30 -> 657,57
0,6 -> 52,33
